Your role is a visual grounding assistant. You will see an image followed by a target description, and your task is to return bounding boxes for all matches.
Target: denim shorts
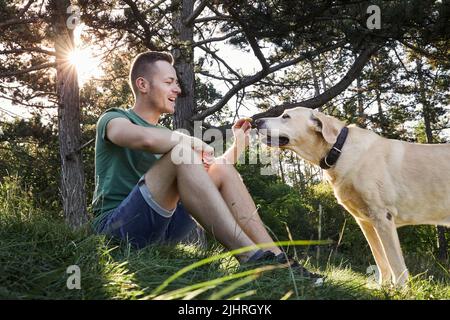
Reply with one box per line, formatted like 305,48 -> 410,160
96,177 -> 197,249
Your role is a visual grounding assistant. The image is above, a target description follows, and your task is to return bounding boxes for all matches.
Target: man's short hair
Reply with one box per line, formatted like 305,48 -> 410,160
129,51 -> 174,98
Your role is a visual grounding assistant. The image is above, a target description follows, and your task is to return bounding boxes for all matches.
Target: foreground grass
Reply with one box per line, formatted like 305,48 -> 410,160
0,209 -> 449,300
1,177 -> 448,299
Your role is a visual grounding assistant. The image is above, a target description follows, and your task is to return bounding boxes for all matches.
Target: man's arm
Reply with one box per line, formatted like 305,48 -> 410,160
106,117 -> 213,156
216,119 -> 252,165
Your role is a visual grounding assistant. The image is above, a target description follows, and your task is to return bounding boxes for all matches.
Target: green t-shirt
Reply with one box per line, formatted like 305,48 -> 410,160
92,107 -> 162,226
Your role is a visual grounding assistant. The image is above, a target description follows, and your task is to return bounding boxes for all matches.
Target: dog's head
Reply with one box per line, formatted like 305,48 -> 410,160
255,107 -> 345,164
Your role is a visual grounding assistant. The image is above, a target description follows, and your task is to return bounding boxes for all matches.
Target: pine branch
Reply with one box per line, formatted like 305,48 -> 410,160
251,44 -> 381,120
122,0 -> 158,50
18,0 -> 35,17
199,2 -> 232,23
194,15 -> 231,23
142,0 -> 167,15
399,40 -> 448,62
197,45 -> 242,79
243,33 -> 269,71
193,30 -> 242,47
192,40 -> 346,121
0,62 -> 56,78
198,70 -> 236,82
227,7 -> 269,71
0,47 -> 56,56
183,0 -> 209,26
0,17 -> 39,28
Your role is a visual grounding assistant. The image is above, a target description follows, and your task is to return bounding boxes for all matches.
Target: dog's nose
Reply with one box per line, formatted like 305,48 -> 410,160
254,119 -> 263,129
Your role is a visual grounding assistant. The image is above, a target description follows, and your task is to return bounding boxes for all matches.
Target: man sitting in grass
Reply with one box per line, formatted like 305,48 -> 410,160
92,51 -> 321,279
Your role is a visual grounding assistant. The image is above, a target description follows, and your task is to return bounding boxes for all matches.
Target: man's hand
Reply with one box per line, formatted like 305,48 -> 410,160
189,136 -> 215,170
232,118 -> 252,148
215,118 -> 253,166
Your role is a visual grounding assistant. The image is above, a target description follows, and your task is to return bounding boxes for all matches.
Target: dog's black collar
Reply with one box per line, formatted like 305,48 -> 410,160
319,127 -> 349,170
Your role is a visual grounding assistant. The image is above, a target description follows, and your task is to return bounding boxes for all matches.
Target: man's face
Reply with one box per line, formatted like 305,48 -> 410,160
142,60 -> 181,114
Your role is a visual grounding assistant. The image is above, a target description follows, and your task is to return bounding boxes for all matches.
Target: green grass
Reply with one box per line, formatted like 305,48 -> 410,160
0,212 -> 449,300
0,178 -> 449,300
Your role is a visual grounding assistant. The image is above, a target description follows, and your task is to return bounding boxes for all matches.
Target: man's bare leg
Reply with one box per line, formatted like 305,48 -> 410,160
144,145 -> 260,262
208,163 -> 282,256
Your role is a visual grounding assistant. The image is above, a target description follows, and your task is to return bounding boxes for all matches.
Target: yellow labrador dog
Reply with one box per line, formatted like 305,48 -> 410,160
255,107 -> 450,287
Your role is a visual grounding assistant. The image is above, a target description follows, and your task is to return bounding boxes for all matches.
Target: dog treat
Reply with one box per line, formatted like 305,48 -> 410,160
242,117 -> 253,122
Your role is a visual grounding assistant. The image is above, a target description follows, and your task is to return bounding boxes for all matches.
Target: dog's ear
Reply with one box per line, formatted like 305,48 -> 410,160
310,111 -> 339,144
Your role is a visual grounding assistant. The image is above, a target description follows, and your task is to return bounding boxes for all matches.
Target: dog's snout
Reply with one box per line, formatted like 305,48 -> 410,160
254,119 -> 264,129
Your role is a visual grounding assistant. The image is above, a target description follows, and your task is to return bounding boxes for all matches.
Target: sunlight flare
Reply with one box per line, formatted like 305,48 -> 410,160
67,24 -> 103,86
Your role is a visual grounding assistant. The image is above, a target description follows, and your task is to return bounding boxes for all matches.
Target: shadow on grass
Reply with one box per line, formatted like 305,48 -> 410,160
114,240 -> 450,300
105,240 -> 390,300
0,213 -> 145,299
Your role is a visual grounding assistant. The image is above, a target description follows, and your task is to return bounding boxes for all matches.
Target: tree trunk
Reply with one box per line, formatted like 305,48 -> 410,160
309,58 -> 320,97
417,58 -> 448,261
296,156 -> 305,192
310,58 -> 323,112
356,75 -> 366,127
319,59 -> 327,92
51,0 -> 89,228
172,0 -> 195,133
373,58 -> 387,134
376,89 -> 383,121
278,152 -> 285,184
355,54 -> 364,126
172,0 -> 207,248
289,153 -> 299,188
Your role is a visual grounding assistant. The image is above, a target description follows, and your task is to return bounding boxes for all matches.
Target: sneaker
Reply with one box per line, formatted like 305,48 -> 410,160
245,250 -> 325,285
245,249 -> 276,263
275,253 -> 325,286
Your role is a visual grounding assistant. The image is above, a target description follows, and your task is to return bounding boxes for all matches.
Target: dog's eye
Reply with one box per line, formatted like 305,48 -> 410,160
282,114 -> 291,119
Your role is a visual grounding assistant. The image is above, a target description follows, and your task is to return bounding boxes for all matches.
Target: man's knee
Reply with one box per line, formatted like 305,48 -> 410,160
208,163 -> 241,187
169,143 -> 203,166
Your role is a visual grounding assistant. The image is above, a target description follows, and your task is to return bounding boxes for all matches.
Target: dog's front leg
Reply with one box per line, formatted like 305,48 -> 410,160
371,212 -> 409,287
355,218 -> 392,286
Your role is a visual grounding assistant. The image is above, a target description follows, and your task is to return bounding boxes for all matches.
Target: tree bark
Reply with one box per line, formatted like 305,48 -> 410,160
320,61 -> 327,92
172,0 -> 207,248
356,76 -> 364,122
417,58 -> 448,261
172,0 -> 196,133
278,153 -> 285,184
296,156 -> 305,192
51,0 -> 89,228
372,57 -> 387,133
289,153 -> 299,188
309,58 -> 320,97
310,57 -> 325,113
